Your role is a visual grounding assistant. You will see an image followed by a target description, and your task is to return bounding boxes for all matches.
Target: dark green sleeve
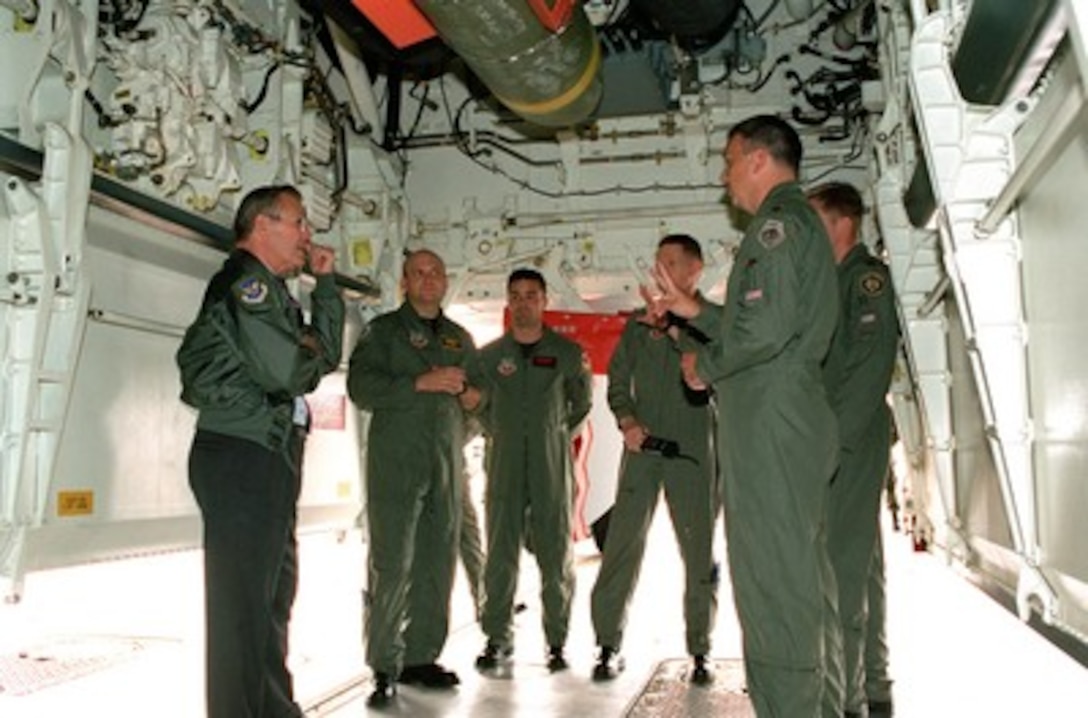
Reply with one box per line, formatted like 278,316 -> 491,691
232,280 -> 342,399
565,342 -> 593,430
835,265 -> 899,446
308,275 -> 346,374
691,230 -> 801,383
346,316 -> 419,411
470,344 -> 496,433
606,318 -> 639,426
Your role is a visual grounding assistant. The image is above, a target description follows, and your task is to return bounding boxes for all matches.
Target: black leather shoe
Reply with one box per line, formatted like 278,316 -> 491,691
868,699 -> 894,717
592,646 -> 625,681
690,654 -> 713,685
366,672 -> 396,707
475,642 -> 513,671
546,645 -> 569,672
398,662 -> 461,689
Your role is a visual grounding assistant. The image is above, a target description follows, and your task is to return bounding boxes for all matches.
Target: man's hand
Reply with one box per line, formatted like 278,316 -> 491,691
459,385 -> 482,411
680,352 -> 707,391
299,330 -> 322,356
618,417 -> 649,452
648,262 -> 701,319
637,284 -> 669,328
308,244 -> 336,275
415,366 -> 467,394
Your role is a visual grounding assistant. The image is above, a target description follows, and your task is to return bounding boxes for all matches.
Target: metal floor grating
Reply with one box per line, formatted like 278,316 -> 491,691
625,658 -> 754,717
0,636 -> 148,697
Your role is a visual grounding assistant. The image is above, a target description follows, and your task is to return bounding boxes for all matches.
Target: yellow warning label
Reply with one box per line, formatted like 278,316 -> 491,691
352,238 -> 374,268
57,490 -> 94,517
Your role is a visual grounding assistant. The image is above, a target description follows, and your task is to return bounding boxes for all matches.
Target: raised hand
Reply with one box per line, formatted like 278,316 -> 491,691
307,244 -> 336,275
650,261 -> 701,319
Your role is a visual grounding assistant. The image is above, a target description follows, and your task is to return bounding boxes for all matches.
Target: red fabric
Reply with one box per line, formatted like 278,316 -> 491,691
543,310 -> 627,375
350,0 -> 437,49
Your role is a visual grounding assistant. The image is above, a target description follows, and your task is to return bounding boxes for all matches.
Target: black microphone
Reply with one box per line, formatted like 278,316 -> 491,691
640,436 -> 699,465
640,435 -> 681,458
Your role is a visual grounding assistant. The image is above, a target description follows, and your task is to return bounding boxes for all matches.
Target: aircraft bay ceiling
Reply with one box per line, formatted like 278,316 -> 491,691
310,0 -> 880,146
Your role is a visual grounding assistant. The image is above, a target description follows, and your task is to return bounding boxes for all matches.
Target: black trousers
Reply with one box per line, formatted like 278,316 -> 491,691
189,430 -> 304,718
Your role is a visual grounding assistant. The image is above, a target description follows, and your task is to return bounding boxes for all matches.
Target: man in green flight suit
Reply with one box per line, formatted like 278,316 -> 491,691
650,115 -> 843,716
809,182 -> 899,718
177,184 -> 345,718
347,249 -> 483,707
590,234 -> 720,685
474,268 -> 592,674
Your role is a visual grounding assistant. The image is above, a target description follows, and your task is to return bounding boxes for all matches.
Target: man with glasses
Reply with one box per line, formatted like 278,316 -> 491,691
177,184 -> 344,718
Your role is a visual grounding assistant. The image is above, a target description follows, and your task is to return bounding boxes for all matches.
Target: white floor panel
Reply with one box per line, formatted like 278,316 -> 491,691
1,506 -> 1086,717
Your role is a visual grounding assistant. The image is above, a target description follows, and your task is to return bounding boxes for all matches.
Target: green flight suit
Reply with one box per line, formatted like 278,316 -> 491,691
822,243 -> 899,712
865,529 -> 893,705
690,182 -> 841,716
590,306 -> 719,657
347,303 -> 477,677
475,327 -> 592,650
461,421 -> 486,620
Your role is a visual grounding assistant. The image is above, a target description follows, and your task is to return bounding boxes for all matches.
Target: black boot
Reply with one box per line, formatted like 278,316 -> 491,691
367,672 -> 396,707
475,642 -> 513,671
398,662 -> 461,689
546,645 -> 569,672
592,646 -> 625,681
690,654 -> 713,685
868,698 -> 894,717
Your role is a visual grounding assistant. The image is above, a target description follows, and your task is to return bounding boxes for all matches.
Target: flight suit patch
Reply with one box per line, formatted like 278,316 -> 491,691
758,219 -> 786,250
744,288 -> 764,302
236,277 -> 268,305
409,330 -> 428,348
498,357 -> 517,376
860,271 -> 886,297
441,336 -> 463,350
532,356 -> 557,368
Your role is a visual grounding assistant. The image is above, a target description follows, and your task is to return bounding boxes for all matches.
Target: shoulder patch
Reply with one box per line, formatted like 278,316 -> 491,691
859,270 -> 886,297
758,219 -> 786,250
235,276 -> 269,305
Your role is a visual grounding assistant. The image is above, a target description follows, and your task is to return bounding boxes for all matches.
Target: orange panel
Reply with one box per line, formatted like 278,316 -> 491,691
351,0 -> 437,49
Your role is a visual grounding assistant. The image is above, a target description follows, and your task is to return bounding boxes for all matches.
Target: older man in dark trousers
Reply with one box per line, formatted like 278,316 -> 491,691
178,184 -> 344,718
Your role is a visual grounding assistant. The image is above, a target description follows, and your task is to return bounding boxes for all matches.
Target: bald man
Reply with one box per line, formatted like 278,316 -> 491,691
348,250 -> 482,707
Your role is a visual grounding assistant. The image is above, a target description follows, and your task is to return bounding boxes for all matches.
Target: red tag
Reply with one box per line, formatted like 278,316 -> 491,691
532,355 -> 558,368
526,0 -> 575,32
